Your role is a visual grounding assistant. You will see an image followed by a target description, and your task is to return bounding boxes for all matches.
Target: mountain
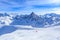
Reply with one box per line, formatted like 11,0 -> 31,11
0,12 -> 60,28
0,13 -> 9,17
44,13 -> 60,25
10,12 -> 43,27
10,12 -> 60,28
0,13 -> 13,25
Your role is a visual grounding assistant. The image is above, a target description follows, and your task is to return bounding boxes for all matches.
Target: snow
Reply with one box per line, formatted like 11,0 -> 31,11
46,15 -> 51,18
0,26 -> 60,40
14,25 -> 33,28
0,16 -> 13,25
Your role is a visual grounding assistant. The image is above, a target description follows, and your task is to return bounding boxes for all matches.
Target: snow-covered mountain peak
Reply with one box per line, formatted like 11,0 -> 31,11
0,13 -> 13,25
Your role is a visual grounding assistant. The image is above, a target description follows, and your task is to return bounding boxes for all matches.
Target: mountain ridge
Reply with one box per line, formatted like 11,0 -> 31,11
10,12 -> 60,28
0,12 -> 60,27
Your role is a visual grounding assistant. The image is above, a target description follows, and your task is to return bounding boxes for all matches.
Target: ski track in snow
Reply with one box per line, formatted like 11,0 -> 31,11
0,26 -> 60,40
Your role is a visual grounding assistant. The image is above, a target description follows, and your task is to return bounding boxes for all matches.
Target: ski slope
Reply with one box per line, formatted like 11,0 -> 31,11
0,26 -> 60,40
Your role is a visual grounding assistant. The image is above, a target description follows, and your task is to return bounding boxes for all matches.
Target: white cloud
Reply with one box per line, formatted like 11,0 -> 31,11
25,0 -> 60,6
0,0 -> 60,15
49,0 -> 60,4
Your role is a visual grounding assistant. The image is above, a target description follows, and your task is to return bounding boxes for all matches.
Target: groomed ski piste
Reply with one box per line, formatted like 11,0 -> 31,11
0,25 -> 60,40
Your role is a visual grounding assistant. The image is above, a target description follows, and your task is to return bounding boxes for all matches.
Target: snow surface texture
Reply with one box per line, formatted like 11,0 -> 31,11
0,26 -> 60,40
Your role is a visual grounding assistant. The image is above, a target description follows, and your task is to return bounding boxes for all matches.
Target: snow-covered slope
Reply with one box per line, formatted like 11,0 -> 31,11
0,16 -> 13,25
0,13 -> 60,40
0,26 -> 60,40
0,13 -> 13,25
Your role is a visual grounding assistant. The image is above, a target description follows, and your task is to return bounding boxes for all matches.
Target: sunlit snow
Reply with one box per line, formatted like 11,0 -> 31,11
0,26 -> 60,40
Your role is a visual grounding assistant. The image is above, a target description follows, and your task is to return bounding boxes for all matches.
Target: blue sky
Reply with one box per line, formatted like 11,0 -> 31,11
0,0 -> 60,15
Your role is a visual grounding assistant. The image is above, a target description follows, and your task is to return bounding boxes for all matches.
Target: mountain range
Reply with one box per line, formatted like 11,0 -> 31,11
0,12 -> 60,28
10,12 -> 60,28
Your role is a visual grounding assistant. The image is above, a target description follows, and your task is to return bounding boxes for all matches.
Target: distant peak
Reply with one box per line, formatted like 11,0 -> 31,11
30,12 -> 37,16
29,12 -> 39,20
30,12 -> 35,15
0,13 -> 9,17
